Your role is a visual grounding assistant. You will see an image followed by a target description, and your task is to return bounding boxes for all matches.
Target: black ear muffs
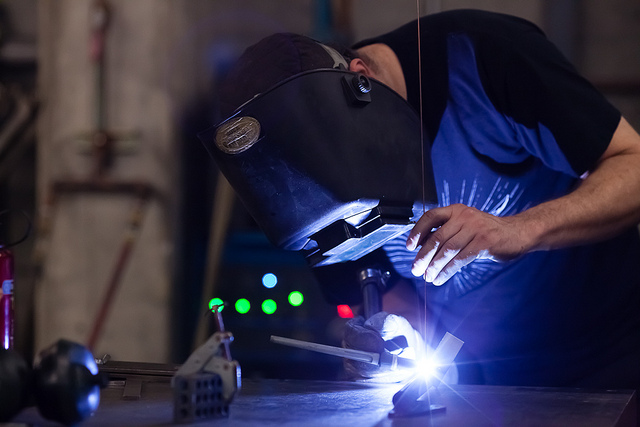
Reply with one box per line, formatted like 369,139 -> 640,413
0,339 -> 107,425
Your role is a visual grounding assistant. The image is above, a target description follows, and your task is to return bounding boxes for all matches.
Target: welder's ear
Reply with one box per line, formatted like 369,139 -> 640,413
348,58 -> 375,78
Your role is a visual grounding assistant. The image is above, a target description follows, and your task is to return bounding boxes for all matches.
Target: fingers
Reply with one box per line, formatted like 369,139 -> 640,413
425,246 -> 462,284
365,312 -> 413,341
407,207 -> 454,277
343,312 -> 425,382
412,215 -> 471,280
406,205 -> 481,285
343,316 -> 384,354
406,205 -> 523,286
343,313 -> 410,381
423,239 -> 477,286
406,207 -> 451,251
410,241 -> 440,277
430,249 -> 477,286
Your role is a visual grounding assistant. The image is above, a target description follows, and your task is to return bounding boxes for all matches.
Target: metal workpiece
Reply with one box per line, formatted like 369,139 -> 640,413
430,333 -> 464,371
390,332 -> 464,418
270,335 -> 416,370
271,335 -> 379,365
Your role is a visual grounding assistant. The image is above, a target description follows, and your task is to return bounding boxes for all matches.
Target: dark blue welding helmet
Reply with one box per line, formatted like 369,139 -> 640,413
199,34 -> 436,268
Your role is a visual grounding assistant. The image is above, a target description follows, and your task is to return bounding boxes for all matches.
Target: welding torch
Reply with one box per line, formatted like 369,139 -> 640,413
272,268 -> 415,371
358,267 -> 389,320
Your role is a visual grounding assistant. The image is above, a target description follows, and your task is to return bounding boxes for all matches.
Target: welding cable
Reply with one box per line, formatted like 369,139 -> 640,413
0,209 -> 32,249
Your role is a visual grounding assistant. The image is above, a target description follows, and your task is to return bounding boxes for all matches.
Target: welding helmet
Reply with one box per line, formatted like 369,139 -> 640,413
200,33 -> 436,268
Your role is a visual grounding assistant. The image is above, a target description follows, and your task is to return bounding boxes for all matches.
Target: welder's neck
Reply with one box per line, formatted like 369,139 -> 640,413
354,43 -> 407,100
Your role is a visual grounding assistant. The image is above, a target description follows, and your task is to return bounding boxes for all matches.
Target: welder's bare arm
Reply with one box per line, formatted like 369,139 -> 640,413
407,116 -> 640,285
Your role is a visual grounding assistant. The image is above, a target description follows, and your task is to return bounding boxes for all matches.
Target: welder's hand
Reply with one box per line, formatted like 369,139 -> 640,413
407,204 -> 530,286
342,312 -> 424,383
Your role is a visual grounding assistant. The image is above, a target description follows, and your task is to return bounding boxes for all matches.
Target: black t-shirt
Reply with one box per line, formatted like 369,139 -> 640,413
354,9 -> 621,174
356,10 -> 640,389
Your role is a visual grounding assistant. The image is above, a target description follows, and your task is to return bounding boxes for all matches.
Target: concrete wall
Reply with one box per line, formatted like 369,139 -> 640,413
581,0 -> 640,126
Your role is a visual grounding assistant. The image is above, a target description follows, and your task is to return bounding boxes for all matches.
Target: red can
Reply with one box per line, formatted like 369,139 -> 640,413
0,248 -> 14,350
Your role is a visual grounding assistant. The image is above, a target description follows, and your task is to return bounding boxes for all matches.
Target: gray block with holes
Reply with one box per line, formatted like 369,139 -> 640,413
173,373 -> 228,422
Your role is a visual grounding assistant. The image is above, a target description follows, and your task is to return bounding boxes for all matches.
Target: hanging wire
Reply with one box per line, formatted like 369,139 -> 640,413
415,0 -> 429,344
417,1 -> 425,216
0,209 -> 32,249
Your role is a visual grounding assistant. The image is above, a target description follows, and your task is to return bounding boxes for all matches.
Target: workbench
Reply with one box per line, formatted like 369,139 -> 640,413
12,375 -> 636,426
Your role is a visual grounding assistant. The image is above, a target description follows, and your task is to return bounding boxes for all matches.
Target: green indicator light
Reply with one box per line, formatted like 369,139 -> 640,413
288,291 -> 304,307
235,298 -> 251,314
262,299 -> 277,315
208,297 -> 224,312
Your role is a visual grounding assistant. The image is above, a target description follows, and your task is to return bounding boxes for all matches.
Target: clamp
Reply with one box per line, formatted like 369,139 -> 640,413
172,306 -> 241,423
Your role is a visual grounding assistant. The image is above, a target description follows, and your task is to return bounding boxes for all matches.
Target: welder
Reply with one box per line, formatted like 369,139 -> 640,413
209,9 -> 640,394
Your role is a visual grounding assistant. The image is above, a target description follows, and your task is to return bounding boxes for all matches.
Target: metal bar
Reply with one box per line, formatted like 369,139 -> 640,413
98,360 -> 179,377
270,335 -> 380,365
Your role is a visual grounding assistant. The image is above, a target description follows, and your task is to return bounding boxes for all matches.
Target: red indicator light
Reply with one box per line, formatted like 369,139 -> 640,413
337,304 -> 354,319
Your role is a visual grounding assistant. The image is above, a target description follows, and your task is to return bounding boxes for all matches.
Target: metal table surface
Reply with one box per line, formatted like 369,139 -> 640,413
13,378 -> 637,427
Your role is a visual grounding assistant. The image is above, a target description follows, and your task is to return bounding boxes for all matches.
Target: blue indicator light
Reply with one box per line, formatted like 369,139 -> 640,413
262,273 -> 278,289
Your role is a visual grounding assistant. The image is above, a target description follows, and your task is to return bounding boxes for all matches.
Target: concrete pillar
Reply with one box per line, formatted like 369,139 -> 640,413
35,0 -> 315,363
36,0 -> 177,362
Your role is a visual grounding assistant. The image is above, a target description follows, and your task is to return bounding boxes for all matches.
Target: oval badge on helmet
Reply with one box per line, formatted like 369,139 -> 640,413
215,116 -> 261,154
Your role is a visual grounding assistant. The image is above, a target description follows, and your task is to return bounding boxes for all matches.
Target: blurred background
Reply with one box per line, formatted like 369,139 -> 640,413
0,0 -> 638,380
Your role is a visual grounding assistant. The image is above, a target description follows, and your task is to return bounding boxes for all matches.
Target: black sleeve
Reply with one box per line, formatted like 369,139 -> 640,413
472,17 -> 620,175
